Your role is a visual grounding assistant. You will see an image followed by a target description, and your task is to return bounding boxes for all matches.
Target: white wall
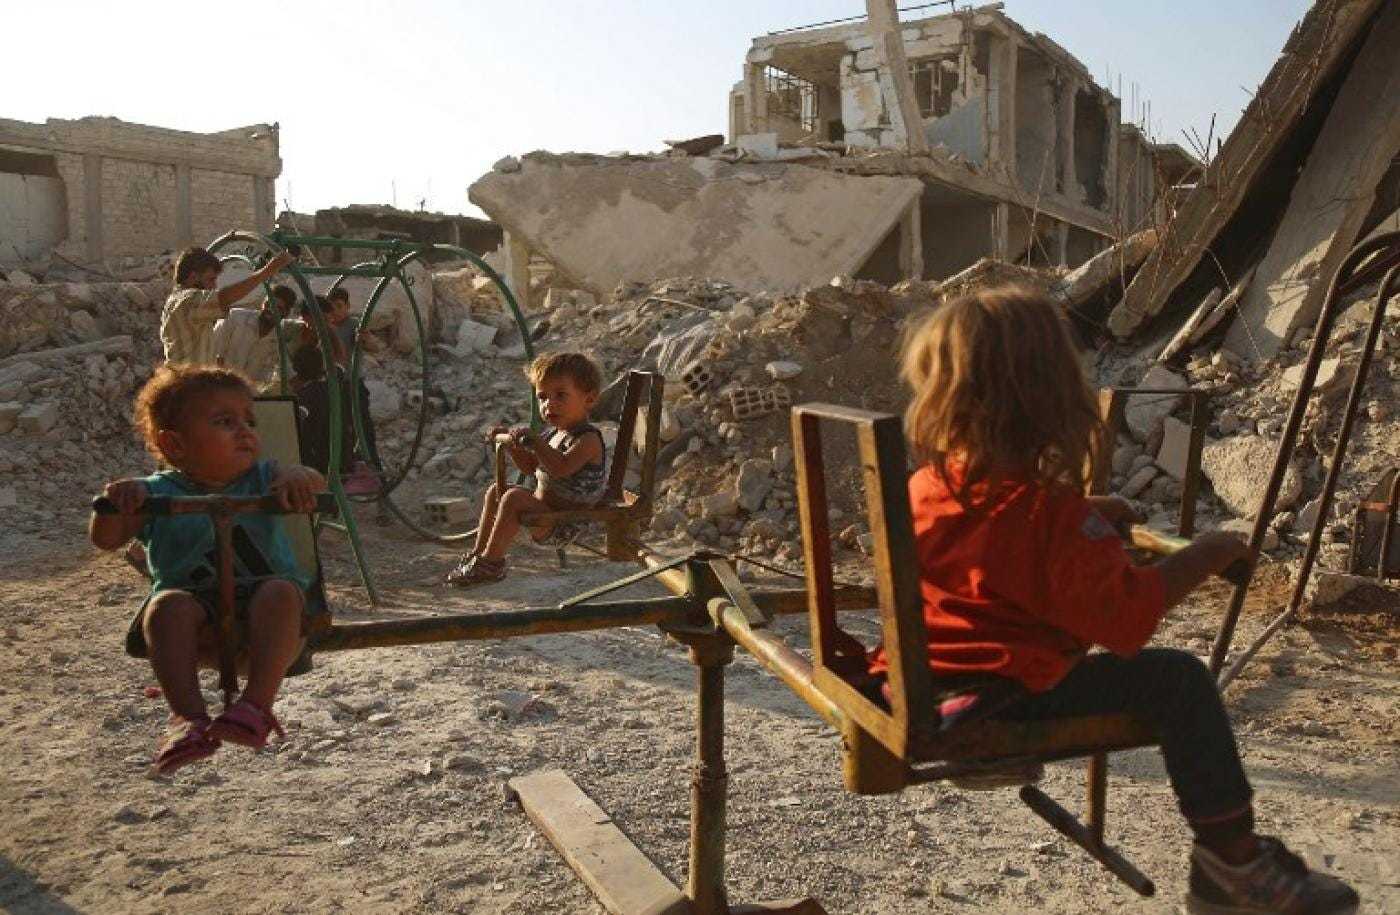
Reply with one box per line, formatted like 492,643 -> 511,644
0,173 -> 66,265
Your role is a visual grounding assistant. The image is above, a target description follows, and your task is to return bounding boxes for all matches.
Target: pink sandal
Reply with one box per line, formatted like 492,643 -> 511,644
207,699 -> 285,751
151,715 -> 220,777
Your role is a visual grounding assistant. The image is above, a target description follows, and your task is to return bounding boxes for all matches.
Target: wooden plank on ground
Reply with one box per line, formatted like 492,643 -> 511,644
509,770 -> 692,915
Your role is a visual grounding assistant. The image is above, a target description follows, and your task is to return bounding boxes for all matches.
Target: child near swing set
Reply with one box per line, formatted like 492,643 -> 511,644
884,285 -> 1357,914
91,364 -> 324,776
94,281 -> 1359,911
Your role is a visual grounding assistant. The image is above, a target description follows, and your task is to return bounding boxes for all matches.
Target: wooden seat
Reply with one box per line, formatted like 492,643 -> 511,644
496,371 -> 664,562
791,402 -> 1159,896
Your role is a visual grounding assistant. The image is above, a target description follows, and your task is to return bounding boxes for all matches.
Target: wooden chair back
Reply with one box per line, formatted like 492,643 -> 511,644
791,403 -> 934,762
602,370 -> 664,511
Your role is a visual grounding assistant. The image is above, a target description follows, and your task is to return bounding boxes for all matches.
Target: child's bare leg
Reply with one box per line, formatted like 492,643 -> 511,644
239,579 -> 304,710
143,591 -> 208,721
481,488 -> 549,560
473,482 -> 503,554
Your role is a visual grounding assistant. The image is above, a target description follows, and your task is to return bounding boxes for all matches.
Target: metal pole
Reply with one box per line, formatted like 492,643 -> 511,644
1180,393 -> 1206,538
685,637 -> 733,915
213,510 -> 239,708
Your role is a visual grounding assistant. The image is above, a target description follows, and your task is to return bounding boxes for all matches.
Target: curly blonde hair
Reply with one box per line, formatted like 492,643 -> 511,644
134,364 -> 254,462
525,351 -> 602,395
901,285 -> 1104,502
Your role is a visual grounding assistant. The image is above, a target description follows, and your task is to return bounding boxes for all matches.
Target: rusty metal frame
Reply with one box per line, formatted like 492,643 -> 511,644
1350,466 -> 1400,581
1212,232 -> 1400,688
1096,385 -> 1210,537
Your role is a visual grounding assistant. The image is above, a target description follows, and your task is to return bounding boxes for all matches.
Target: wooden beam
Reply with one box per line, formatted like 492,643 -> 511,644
510,770 -> 692,915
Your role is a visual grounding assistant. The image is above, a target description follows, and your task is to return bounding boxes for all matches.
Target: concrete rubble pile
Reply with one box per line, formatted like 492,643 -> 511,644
0,278 -> 168,529
1100,0 -> 1400,597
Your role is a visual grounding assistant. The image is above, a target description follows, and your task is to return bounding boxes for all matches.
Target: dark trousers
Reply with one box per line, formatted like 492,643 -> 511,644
996,648 -> 1253,822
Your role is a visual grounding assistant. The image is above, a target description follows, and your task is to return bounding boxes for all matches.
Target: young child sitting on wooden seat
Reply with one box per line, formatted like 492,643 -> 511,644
883,286 -> 1357,915
90,365 -> 325,776
447,352 -> 606,587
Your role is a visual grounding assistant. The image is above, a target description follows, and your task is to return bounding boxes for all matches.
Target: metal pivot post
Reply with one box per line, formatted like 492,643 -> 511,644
684,635 -> 735,914
212,506 -> 239,708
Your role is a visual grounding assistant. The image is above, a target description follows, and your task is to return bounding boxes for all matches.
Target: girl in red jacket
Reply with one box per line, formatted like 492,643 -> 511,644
880,286 -> 1355,915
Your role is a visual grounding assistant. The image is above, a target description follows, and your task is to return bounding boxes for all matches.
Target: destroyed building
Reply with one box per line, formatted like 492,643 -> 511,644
0,116 -> 280,269
291,204 -> 503,265
469,4 -> 1198,299
730,4 -> 1198,270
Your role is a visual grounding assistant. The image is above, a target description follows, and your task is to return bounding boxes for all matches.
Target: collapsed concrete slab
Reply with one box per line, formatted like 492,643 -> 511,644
468,153 -> 922,296
1107,0 -> 1389,339
1223,0 -> 1400,360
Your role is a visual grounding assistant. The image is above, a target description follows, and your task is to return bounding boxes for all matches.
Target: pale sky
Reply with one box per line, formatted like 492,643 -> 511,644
3,1 -> 1312,218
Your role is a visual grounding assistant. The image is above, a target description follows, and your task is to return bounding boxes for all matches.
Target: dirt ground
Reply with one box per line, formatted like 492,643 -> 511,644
2,503 -> 1397,915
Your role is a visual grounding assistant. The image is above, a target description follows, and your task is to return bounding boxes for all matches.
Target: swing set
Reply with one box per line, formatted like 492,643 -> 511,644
93,230 -> 1400,913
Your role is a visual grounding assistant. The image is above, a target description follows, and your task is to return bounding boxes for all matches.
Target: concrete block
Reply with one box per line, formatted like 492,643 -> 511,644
469,149 -> 921,298
735,459 -> 774,513
1201,434 -> 1303,517
456,318 -> 498,355
364,379 -> 402,422
1119,465 -> 1158,499
765,360 -> 803,380
1280,357 -> 1353,396
680,361 -> 714,396
17,401 -> 58,435
1155,416 -> 1194,481
736,133 -> 779,159
423,497 -> 473,527
1306,571 -> 1380,608
1124,365 -> 1187,442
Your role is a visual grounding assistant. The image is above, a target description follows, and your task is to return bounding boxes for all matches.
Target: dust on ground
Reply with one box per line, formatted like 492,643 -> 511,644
2,501 -> 1398,915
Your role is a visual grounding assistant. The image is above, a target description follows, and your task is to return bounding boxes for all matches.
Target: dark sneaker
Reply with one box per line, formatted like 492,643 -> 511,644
446,555 -> 506,587
1187,837 -> 1359,914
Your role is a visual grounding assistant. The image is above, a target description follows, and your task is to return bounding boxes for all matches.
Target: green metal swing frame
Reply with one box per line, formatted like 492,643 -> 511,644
206,229 -> 538,605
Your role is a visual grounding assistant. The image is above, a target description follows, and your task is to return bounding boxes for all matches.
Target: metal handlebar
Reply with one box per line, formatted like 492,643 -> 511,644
90,492 -> 338,517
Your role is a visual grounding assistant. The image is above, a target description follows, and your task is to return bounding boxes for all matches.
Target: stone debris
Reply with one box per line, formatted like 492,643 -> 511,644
1201,435 -> 1303,518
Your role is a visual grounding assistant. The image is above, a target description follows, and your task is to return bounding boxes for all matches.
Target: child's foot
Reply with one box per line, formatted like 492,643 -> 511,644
342,461 -> 381,496
207,699 -> 285,751
1187,837 -> 1359,914
446,555 -> 506,587
151,714 -> 220,777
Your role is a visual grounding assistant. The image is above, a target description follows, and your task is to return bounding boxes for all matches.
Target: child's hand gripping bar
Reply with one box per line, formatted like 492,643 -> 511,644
1128,525 -> 1253,587
91,492 -> 339,517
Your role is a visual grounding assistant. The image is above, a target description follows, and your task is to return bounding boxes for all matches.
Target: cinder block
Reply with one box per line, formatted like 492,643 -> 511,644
424,497 -> 473,527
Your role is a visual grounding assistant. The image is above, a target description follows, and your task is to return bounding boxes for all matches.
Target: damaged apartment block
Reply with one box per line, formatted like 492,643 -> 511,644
0,116 -> 280,270
729,2 -> 1198,278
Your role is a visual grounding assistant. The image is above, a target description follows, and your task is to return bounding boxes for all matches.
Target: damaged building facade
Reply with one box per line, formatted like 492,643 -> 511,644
729,4 -> 1197,275
0,116 -> 280,268
287,204 -> 503,266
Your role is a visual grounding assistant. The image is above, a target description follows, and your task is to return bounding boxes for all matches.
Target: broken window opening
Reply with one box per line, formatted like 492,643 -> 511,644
764,67 -> 819,135
910,57 -> 961,119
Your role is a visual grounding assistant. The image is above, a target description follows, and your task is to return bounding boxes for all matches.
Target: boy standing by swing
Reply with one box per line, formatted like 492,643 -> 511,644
162,247 -> 293,365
